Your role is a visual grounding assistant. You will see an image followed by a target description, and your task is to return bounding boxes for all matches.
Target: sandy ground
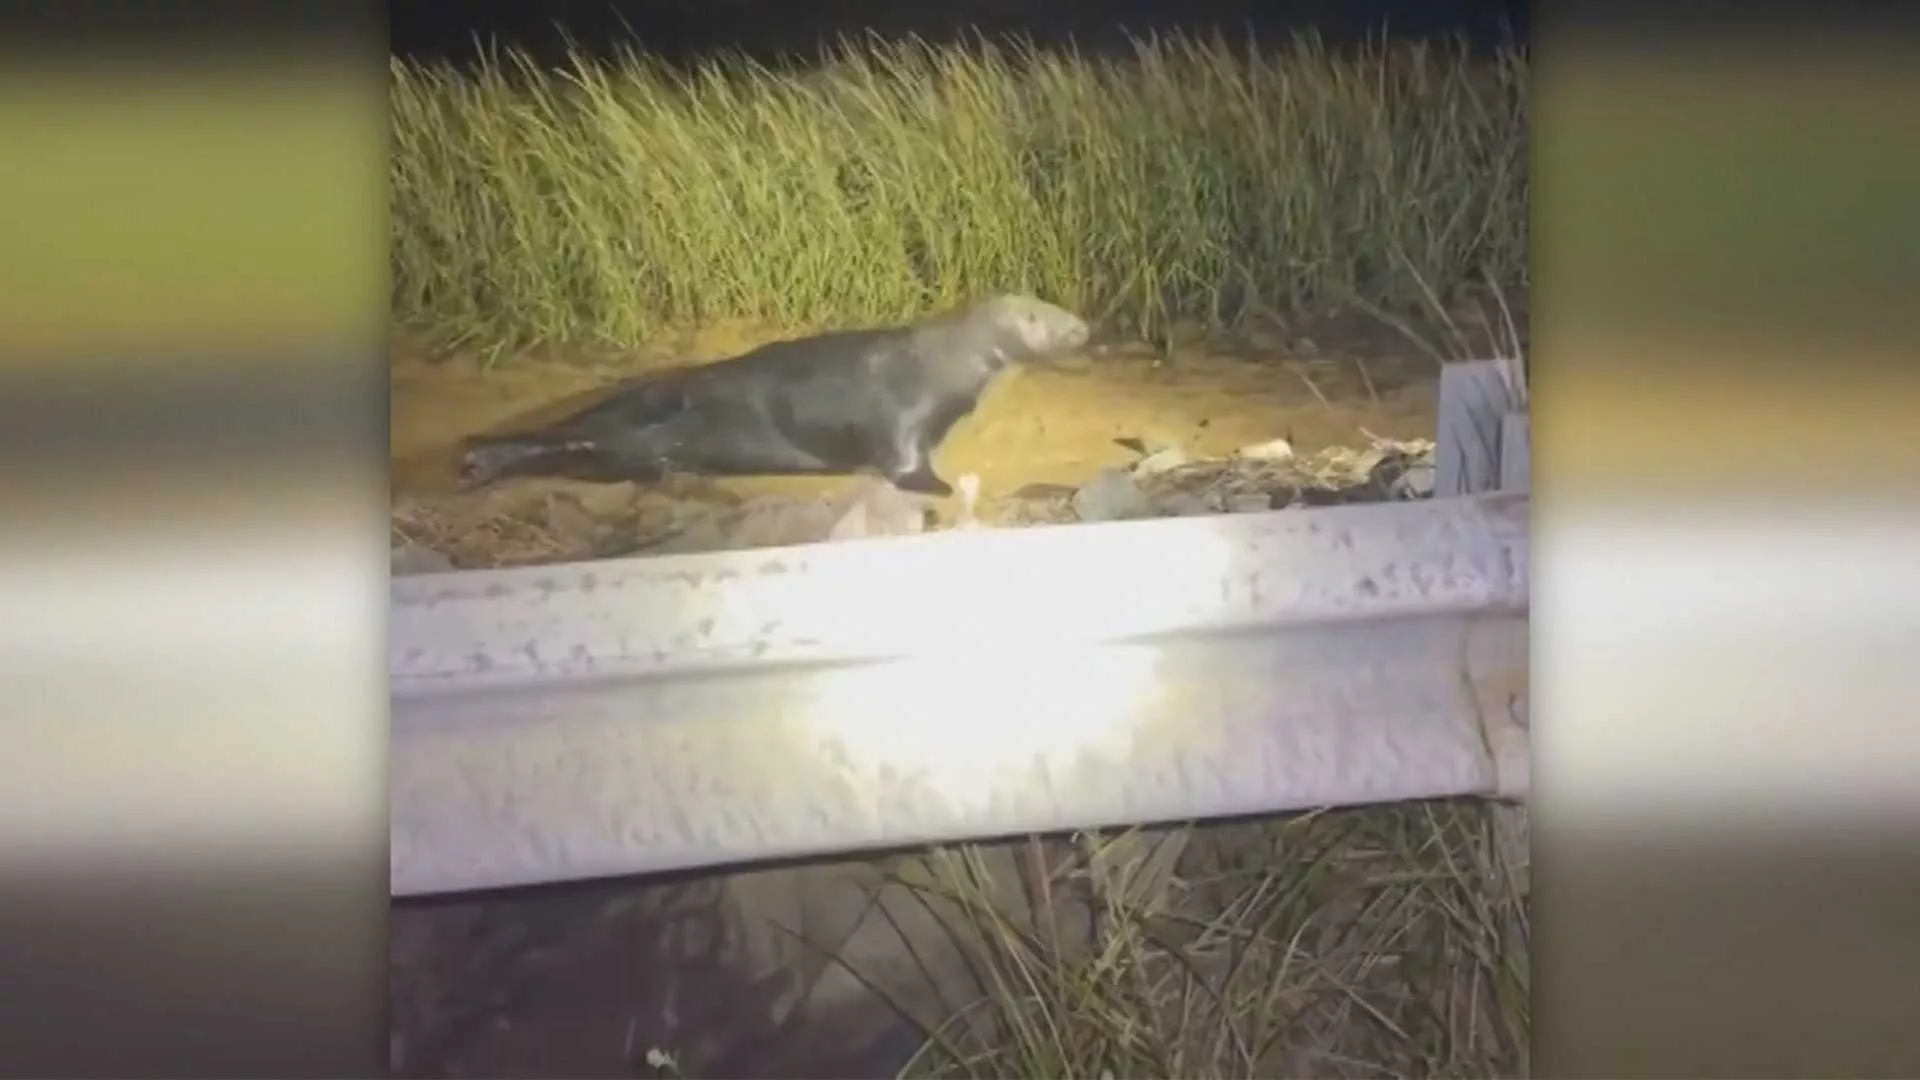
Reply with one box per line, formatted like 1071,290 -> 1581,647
386,308 -> 1510,1079
390,321 -> 1444,511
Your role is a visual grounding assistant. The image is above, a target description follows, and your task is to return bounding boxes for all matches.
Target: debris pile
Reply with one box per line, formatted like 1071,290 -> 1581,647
390,433 -> 1436,574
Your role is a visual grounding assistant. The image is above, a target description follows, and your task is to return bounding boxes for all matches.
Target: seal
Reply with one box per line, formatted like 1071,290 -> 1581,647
456,294 -> 1091,497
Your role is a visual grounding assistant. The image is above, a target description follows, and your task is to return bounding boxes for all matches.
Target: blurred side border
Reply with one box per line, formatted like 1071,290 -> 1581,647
0,0 -> 392,1076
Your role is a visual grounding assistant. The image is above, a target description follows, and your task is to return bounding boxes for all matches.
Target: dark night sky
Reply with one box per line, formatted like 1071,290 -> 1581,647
391,0 -> 1529,67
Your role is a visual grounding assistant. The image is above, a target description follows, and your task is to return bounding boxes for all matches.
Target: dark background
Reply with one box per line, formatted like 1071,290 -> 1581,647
391,0 -> 1530,68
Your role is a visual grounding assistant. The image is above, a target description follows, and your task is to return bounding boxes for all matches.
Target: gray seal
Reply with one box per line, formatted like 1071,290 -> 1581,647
456,294 -> 1091,497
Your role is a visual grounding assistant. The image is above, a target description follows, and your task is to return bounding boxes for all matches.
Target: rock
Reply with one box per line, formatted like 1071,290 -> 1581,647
1392,462 -> 1436,499
391,543 -> 454,576
730,496 -> 837,548
1133,445 -> 1190,477
1225,492 -> 1274,514
542,492 -> 602,555
1234,437 -> 1295,463
1072,467 -> 1151,522
1155,491 -> 1219,517
829,479 -> 929,541
1362,446 -> 1435,501
645,509 -> 732,555
569,480 -> 640,519
826,499 -> 878,542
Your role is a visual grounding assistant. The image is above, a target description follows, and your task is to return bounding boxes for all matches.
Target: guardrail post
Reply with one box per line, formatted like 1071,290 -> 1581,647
1435,357 -> 1531,900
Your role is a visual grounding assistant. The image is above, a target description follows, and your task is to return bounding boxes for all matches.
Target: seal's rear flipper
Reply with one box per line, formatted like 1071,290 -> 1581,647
456,434 -> 597,491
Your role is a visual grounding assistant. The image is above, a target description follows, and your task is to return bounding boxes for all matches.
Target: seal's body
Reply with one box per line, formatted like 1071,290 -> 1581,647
457,294 -> 1090,497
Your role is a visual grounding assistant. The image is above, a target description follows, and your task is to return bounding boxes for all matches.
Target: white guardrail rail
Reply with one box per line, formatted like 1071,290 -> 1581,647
392,489 -> 1531,898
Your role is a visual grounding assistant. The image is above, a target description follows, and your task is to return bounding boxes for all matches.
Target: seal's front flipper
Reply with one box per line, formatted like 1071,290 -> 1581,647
890,466 -> 953,498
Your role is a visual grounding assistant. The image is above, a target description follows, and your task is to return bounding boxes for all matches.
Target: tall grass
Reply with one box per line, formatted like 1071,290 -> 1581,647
867,802 -> 1530,1079
390,31 -> 1528,356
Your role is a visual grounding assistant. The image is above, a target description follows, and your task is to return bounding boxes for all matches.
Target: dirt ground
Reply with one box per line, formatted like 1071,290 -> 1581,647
386,306 -> 1510,1079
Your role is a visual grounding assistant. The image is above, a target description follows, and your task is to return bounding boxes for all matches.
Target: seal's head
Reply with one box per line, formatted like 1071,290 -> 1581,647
970,294 -> 1092,363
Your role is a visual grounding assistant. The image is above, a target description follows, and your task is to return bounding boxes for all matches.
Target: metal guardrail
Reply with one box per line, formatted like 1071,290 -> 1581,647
391,489 -> 1530,897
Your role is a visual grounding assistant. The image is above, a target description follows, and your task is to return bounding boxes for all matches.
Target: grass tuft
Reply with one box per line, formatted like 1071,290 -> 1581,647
391,31 -> 1527,357
862,802 -> 1529,1079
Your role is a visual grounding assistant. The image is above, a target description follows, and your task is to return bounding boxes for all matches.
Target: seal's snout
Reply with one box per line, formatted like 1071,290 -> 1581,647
1038,312 -> 1091,355
995,298 -> 1093,358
